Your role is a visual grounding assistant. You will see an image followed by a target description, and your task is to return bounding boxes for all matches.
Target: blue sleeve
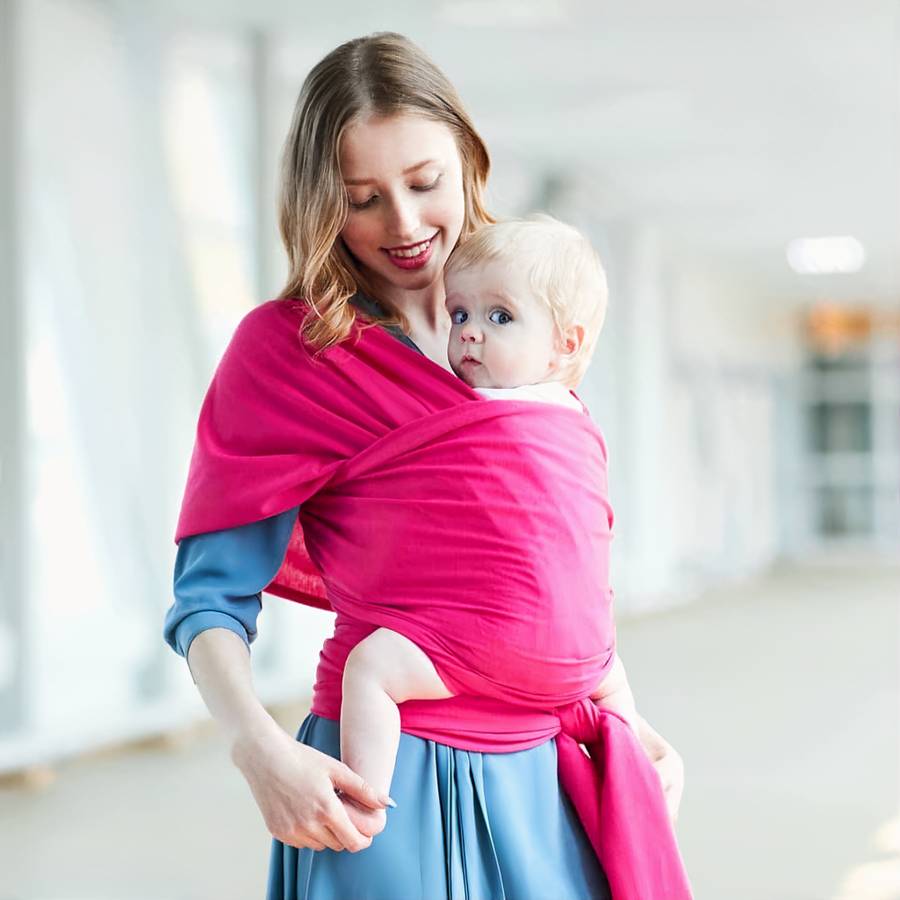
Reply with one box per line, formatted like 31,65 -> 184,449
163,506 -> 299,664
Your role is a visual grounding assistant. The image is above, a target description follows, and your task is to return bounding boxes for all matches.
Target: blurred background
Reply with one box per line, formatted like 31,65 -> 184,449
0,0 -> 898,898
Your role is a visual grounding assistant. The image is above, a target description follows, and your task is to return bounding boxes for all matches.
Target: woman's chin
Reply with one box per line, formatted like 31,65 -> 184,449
378,261 -> 444,294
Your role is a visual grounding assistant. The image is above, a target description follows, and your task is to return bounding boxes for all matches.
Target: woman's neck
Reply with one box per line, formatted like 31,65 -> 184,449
381,280 -> 453,369
384,280 -> 447,329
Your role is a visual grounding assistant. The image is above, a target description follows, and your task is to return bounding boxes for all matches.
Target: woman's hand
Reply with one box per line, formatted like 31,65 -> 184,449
230,720 -> 391,853
634,714 -> 685,825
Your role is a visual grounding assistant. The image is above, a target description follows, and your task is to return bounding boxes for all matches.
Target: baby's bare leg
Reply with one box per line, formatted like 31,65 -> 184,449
340,628 -> 454,835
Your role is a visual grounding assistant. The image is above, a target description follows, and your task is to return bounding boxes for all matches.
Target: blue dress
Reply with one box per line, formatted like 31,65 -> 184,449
163,297 -> 612,899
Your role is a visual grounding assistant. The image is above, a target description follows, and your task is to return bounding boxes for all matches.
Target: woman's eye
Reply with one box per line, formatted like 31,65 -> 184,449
490,309 -> 512,325
450,308 -> 468,325
348,195 -> 377,210
412,174 -> 442,193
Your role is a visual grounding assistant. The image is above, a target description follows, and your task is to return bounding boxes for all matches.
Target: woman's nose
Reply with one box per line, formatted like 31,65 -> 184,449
385,195 -> 420,241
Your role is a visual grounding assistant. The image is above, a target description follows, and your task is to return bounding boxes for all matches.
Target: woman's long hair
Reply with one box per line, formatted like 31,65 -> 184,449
278,32 -> 495,351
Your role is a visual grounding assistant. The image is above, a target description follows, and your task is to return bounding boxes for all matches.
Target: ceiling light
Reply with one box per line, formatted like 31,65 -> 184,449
786,236 -> 866,274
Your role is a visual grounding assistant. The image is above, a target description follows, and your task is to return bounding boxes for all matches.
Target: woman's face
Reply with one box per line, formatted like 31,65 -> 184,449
339,113 -> 466,300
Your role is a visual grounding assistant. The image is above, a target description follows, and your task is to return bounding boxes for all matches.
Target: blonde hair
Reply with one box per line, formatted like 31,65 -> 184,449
277,32 -> 494,352
445,215 -> 609,387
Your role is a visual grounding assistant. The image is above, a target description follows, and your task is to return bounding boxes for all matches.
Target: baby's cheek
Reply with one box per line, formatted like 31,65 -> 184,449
494,344 -> 531,384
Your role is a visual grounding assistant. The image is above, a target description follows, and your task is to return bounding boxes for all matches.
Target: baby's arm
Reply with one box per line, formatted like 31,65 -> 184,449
341,628 -> 454,803
589,651 -> 640,735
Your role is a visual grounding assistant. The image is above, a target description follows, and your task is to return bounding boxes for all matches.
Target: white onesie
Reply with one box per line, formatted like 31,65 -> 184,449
474,381 -> 585,413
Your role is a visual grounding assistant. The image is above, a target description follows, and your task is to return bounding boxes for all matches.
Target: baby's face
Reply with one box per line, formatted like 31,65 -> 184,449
444,258 -> 563,389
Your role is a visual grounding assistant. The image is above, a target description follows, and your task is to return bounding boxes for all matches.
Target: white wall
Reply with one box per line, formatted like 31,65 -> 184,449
2,2 -> 858,765
2,0 -> 331,771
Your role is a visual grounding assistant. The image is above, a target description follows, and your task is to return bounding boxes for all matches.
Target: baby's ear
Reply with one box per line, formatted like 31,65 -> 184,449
560,323 -> 585,358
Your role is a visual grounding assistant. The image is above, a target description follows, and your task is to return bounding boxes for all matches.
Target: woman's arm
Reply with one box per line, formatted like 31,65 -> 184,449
589,652 -> 640,734
187,626 -> 389,852
634,713 -> 685,825
591,652 -> 685,825
164,509 -> 299,664
165,510 -> 391,852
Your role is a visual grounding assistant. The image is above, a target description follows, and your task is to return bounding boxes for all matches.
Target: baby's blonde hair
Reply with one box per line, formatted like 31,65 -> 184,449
446,214 -> 608,387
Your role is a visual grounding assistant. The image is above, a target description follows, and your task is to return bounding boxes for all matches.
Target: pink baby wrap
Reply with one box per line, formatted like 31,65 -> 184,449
176,298 -> 692,899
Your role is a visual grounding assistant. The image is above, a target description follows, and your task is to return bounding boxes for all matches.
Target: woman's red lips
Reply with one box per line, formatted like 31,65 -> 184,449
384,231 -> 439,251
382,233 -> 438,270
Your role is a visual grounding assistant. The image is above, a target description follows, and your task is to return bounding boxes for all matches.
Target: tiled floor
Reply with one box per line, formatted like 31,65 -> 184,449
1,562 -> 897,900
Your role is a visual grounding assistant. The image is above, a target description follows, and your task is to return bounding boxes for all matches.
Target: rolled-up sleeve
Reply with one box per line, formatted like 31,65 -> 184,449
163,506 -> 299,661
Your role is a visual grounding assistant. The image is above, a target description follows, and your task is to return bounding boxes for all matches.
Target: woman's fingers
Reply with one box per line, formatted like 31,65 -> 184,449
284,817 -> 360,854
233,731 -> 381,853
282,792 -> 372,853
654,748 -> 684,824
330,763 -> 394,810
321,795 -> 375,853
633,715 -> 685,825
666,756 -> 685,824
314,821 -> 349,853
301,835 -> 326,852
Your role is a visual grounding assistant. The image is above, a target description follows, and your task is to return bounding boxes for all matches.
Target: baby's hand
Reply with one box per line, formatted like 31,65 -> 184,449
338,792 -> 388,839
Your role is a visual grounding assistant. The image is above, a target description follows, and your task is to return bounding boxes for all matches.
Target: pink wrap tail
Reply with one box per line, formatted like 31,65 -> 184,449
555,700 -> 692,899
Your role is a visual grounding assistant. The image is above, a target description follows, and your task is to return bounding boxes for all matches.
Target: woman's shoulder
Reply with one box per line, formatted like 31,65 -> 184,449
224,297 -> 324,360
233,297 -> 372,347
217,297 -> 382,396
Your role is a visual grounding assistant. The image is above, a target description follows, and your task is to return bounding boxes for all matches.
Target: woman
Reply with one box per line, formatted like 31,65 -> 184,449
164,32 -> 686,899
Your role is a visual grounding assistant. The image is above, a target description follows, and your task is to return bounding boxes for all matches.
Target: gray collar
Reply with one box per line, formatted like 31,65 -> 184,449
349,292 -> 423,356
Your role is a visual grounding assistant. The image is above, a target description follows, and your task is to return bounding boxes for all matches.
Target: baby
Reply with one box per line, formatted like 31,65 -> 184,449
339,215 -> 638,836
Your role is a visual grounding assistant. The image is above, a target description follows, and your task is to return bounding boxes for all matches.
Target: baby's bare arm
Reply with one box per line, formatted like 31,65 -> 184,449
346,627 -> 454,703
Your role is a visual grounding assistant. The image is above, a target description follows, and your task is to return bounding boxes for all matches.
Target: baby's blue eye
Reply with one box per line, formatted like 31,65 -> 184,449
450,308 -> 468,325
490,309 -> 512,325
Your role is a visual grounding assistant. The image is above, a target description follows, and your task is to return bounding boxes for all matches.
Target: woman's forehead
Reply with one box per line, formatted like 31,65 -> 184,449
339,113 -> 459,180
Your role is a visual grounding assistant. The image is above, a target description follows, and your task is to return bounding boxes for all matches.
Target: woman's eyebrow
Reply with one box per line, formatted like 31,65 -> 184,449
344,159 -> 438,186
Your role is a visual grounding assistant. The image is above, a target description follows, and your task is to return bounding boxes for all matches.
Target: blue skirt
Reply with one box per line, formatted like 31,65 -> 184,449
267,713 -> 611,900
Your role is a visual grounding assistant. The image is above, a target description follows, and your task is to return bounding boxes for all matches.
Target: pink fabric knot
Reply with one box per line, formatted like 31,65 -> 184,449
554,699 -> 693,900
556,695 -> 612,742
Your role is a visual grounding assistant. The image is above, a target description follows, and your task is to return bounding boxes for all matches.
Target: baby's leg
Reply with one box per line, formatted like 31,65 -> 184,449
340,628 -> 454,836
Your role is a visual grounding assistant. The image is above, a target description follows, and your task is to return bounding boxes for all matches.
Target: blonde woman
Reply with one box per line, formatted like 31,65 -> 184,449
164,32 -> 686,899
